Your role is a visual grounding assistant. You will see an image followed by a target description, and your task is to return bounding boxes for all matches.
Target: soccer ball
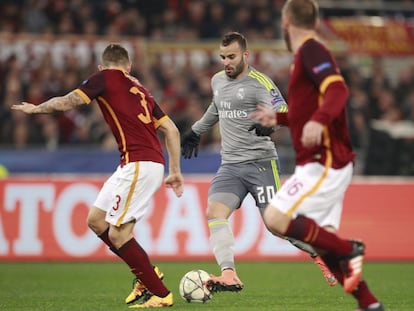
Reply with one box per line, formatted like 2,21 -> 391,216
179,269 -> 212,303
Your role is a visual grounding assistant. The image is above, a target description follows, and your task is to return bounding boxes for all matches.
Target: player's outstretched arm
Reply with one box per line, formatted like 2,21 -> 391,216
10,90 -> 85,114
158,118 -> 184,197
249,104 -> 278,128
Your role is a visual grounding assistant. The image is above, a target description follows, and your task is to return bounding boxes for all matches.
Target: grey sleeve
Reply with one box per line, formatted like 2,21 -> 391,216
191,102 -> 219,136
254,79 -> 288,135
256,83 -> 288,113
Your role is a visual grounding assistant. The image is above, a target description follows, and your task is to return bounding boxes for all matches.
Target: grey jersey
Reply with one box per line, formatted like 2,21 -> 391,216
192,67 -> 287,164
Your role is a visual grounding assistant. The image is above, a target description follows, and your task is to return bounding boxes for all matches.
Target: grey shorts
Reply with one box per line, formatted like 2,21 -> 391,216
208,159 -> 282,211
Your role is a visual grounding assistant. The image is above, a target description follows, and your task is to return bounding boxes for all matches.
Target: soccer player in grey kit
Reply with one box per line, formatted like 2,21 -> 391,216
181,31 -> 336,292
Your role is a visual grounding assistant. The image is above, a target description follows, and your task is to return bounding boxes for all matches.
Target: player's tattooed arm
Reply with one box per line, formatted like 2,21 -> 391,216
38,91 -> 85,112
11,90 -> 85,114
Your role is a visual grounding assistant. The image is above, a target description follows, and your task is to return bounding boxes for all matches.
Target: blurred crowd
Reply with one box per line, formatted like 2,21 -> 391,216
0,0 -> 286,39
0,0 -> 414,175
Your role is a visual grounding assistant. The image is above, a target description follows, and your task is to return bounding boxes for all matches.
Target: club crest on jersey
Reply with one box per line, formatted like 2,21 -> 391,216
236,88 -> 245,100
312,62 -> 332,74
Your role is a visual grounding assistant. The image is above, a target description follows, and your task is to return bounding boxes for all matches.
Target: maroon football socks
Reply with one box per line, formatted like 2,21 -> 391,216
118,238 -> 170,297
285,215 -> 353,256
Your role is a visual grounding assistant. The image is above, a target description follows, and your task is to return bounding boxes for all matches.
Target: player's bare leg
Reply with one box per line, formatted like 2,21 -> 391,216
87,207 -> 109,235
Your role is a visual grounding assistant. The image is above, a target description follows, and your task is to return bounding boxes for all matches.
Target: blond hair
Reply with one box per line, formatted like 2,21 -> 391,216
282,0 -> 319,29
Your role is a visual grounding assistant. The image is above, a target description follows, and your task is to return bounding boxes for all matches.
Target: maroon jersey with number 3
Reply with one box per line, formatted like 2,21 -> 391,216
75,69 -> 167,166
277,37 -> 355,169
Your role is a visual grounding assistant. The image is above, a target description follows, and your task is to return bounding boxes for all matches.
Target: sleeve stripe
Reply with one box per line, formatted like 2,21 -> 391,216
278,105 -> 288,112
248,71 -> 274,91
320,75 -> 344,94
153,115 -> 170,129
74,89 -> 92,104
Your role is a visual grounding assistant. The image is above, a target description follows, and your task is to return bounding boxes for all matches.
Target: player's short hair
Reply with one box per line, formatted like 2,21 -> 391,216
102,43 -> 130,67
221,31 -> 247,52
283,0 -> 319,29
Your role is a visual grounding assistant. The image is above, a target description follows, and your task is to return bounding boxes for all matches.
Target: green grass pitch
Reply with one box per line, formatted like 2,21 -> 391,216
1,261 -> 413,310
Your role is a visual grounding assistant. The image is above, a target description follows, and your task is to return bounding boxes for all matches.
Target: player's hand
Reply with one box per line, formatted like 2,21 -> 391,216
248,104 -> 277,128
301,120 -> 323,147
10,102 -> 37,114
164,173 -> 184,197
181,130 -> 200,159
248,123 -> 274,136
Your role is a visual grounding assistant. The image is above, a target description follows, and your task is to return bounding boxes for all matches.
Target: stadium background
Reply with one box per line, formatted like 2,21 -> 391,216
0,0 -> 413,262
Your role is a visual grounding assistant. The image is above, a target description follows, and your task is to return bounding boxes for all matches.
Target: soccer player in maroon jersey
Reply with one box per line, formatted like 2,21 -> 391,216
11,43 -> 184,308
250,1 -> 384,310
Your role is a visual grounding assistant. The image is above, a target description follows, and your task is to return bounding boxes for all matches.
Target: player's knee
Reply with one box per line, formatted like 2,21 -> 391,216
206,201 -> 232,220
264,220 -> 282,236
87,218 -> 105,234
205,206 -> 216,220
86,207 -> 107,234
86,213 -> 97,232
263,206 -> 289,235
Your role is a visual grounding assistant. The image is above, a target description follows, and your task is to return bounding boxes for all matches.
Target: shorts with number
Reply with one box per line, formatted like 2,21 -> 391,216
269,162 -> 353,230
93,161 -> 164,227
208,159 -> 282,211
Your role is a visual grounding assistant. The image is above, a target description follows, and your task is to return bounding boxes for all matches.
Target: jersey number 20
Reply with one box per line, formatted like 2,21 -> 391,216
257,186 -> 276,204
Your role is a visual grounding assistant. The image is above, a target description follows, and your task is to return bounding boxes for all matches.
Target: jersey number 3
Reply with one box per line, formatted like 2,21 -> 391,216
130,86 -> 151,124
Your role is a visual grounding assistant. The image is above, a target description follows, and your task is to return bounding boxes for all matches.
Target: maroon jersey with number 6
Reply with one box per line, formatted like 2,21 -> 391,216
277,37 -> 355,169
75,69 -> 167,166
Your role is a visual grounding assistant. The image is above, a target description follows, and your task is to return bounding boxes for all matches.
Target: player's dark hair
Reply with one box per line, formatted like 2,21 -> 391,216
283,0 -> 318,29
221,31 -> 247,52
102,43 -> 130,67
